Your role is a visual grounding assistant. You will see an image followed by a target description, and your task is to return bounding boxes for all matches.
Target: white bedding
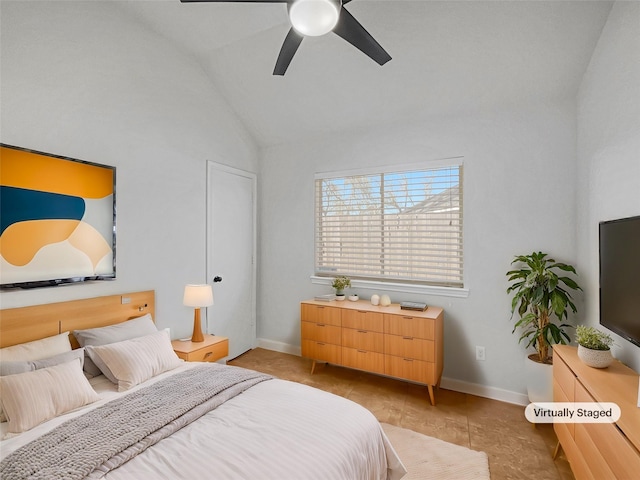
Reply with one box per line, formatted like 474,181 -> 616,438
1,363 -> 406,480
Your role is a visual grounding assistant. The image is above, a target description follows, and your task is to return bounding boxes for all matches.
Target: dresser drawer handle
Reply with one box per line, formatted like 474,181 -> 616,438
317,306 -> 325,309
403,358 -> 414,362
402,316 -> 414,320
357,330 -> 368,334
357,310 -> 368,314
203,352 -> 213,359
402,336 -> 414,340
316,342 -> 326,346
358,350 -> 368,354
317,323 -> 326,327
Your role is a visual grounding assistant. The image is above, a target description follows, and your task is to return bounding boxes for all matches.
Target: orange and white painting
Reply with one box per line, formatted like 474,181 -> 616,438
0,145 -> 115,286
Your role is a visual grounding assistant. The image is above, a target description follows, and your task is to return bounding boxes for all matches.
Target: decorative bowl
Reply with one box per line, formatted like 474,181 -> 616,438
577,345 -> 613,368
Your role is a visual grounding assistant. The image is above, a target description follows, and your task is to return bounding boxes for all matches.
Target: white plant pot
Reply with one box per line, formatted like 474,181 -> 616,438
525,355 -> 553,403
577,345 -> 613,368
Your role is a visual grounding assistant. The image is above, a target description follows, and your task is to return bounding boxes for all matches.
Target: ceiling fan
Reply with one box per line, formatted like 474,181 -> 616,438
180,0 -> 392,75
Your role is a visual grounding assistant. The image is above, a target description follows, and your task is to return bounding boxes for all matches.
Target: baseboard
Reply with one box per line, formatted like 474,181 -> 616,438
254,340 -> 528,406
256,338 -> 301,356
439,377 -> 529,406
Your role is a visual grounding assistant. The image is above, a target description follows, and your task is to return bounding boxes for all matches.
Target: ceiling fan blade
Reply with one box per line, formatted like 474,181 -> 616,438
273,27 -> 304,75
333,6 -> 391,66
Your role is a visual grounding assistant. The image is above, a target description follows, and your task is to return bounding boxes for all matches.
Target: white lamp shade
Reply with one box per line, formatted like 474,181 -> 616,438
183,284 -> 214,308
289,0 -> 341,37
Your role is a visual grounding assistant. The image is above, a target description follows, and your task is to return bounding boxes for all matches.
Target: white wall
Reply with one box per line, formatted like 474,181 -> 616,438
0,0 -> 259,339
576,1 -> 640,370
258,99 -> 579,400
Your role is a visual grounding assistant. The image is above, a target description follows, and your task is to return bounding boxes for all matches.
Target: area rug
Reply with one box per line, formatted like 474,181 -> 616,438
381,423 -> 491,479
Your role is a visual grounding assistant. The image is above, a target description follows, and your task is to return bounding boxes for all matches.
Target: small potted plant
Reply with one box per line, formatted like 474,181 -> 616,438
575,325 -> 614,368
331,275 -> 351,301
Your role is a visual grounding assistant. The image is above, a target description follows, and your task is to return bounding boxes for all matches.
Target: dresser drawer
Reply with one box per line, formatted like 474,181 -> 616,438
342,328 -> 384,353
302,339 -> 342,364
575,381 -> 640,479
301,304 -> 341,326
342,309 -> 384,332
385,355 -> 435,384
579,422 -> 640,479
569,445 -> 597,480
172,336 -> 228,363
553,353 -> 576,402
301,321 -> 341,345
384,314 -> 434,340
189,340 -> 228,362
385,335 -> 434,362
342,347 -> 385,375
574,424 -> 615,480
553,378 -> 575,437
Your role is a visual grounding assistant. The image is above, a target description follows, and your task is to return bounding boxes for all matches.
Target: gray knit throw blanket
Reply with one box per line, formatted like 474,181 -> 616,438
0,364 -> 272,480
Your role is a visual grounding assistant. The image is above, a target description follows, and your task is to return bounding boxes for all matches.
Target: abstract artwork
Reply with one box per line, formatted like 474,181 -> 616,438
0,144 -> 115,288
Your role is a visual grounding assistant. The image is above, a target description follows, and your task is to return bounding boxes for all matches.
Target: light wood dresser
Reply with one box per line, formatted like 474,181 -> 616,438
301,299 -> 444,405
553,345 -> 640,479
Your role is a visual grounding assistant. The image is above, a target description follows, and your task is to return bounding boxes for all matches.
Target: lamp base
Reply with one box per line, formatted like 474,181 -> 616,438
191,308 -> 204,342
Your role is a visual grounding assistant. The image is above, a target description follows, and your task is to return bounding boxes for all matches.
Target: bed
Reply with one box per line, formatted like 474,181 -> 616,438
0,291 -> 406,480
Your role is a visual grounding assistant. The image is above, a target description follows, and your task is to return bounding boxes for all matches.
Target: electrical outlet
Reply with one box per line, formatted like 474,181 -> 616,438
476,346 -> 486,361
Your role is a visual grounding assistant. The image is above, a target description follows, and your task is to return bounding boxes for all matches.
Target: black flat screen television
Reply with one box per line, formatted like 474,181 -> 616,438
599,215 -> 640,347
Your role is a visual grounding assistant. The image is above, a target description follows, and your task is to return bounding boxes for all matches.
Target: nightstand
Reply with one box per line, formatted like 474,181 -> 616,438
171,334 -> 229,363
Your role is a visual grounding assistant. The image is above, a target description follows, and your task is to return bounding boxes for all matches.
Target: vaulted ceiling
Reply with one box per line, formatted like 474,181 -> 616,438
117,0 -> 613,147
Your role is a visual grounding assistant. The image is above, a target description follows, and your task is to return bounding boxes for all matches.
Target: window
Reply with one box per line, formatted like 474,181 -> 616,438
315,160 -> 463,288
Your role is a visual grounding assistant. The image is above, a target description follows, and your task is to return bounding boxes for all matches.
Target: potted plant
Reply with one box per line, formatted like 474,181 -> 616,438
575,325 -> 614,368
506,252 -> 581,401
331,275 -> 351,300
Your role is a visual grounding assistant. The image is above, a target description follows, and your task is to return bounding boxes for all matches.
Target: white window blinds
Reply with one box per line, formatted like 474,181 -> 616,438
315,163 -> 463,287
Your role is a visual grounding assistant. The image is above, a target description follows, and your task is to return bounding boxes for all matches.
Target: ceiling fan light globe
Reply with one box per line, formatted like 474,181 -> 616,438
289,0 -> 341,37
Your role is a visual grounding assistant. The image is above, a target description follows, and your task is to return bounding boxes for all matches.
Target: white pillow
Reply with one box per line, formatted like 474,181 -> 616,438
0,332 -> 71,362
0,358 -> 100,434
86,330 -> 181,392
0,333 -> 74,423
0,348 -> 85,376
0,349 -> 86,423
74,314 -> 158,378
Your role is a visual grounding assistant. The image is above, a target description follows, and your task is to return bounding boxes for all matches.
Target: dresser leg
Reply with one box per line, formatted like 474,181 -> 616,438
427,384 -> 436,406
552,440 -> 562,460
311,360 -> 317,375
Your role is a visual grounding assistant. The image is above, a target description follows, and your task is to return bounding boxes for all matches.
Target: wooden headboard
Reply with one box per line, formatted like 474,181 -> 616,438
0,290 -> 155,348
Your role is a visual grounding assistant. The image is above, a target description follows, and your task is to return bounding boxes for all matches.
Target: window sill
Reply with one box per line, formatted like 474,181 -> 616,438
310,276 -> 469,298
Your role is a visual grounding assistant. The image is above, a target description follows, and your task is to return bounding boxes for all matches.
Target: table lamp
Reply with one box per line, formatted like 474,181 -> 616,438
183,284 -> 214,342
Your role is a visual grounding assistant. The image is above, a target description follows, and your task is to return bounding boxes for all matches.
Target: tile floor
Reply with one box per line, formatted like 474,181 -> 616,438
228,348 -> 575,480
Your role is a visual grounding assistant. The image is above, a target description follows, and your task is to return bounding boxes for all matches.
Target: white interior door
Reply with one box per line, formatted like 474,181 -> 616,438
206,161 -> 256,359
